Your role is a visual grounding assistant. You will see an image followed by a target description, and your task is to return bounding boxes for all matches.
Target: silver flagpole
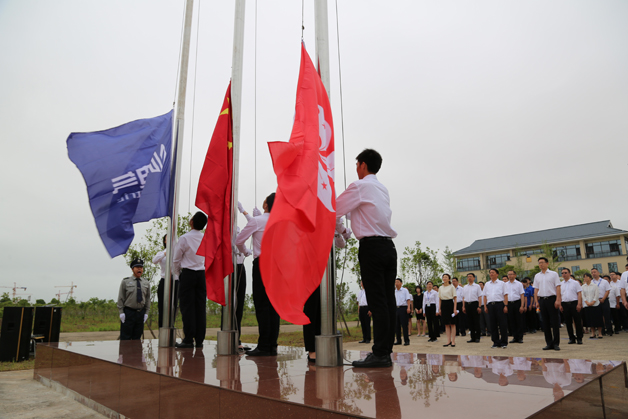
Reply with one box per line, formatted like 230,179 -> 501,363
217,0 -> 246,356
314,0 -> 343,367
160,0 -> 195,348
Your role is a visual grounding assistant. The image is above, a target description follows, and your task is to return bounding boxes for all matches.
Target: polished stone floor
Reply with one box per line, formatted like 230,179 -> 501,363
35,340 -> 624,419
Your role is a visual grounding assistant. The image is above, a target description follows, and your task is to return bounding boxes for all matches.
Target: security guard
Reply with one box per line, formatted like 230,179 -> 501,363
117,258 -> 151,340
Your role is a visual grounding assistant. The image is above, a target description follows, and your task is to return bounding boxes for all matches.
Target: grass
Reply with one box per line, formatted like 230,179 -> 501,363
206,326 -> 364,347
0,359 -> 35,372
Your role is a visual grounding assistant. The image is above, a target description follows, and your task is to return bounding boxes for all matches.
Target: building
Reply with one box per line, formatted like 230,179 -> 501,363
453,220 -> 628,281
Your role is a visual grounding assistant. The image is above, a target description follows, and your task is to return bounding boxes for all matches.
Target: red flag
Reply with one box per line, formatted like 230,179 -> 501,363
195,83 -> 234,305
260,44 -> 336,325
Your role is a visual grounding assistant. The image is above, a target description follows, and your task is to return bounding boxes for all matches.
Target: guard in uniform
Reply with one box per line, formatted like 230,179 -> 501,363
117,258 -> 151,340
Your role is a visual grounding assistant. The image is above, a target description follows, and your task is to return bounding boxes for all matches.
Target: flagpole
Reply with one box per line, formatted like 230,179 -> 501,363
217,0 -> 246,356
314,0 -> 343,367
160,0 -> 195,348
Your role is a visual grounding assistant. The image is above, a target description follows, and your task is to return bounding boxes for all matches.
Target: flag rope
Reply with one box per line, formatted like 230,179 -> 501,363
172,1 -> 187,106
187,0 -> 202,213
254,0 -> 258,205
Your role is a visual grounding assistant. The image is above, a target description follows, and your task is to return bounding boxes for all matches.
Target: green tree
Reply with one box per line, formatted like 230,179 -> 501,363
441,246 -> 461,283
36,299 -> 46,305
400,241 -> 442,287
573,268 -> 590,282
49,298 -> 60,305
0,292 -> 10,303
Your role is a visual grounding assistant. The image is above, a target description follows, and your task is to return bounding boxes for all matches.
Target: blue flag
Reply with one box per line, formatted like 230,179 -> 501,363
67,110 -> 174,257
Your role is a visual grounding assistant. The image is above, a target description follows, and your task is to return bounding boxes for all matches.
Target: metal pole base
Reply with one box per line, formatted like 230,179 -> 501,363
217,330 -> 237,355
158,327 -> 176,347
315,334 -> 343,367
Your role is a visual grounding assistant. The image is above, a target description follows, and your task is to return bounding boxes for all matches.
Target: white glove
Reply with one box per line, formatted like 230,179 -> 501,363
143,314 -> 148,323
120,313 -> 125,323
342,226 -> 353,240
237,201 -> 245,213
253,207 -> 261,217
244,247 -> 253,257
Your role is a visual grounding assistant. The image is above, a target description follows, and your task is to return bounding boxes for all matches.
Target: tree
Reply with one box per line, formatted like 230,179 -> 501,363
400,241 -> 442,287
0,292 -> 10,303
441,246 -> 461,283
36,299 -> 46,305
49,298 -> 60,305
573,268 -> 590,282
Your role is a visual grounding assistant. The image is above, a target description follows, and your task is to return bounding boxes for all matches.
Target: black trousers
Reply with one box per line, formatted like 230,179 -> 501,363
600,299 -> 613,335
359,306 -> 371,342
466,302 -> 481,341
120,307 -> 146,340
358,239 -> 397,357
252,258 -> 280,352
303,286 -> 321,353
539,296 -> 560,347
455,302 -> 467,335
525,306 -> 538,332
425,305 -> 438,340
157,277 -> 179,328
480,305 -> 491,335
561,301 -> 583,341
611,307 -> 622,334
178,268 -> 207,345
507,300 -> 525,341
235,264 -> 246,344
487,302 -> 508,346
395,306 -> 410,344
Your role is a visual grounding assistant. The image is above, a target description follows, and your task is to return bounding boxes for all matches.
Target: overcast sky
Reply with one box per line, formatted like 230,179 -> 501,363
1,0 -> 626,303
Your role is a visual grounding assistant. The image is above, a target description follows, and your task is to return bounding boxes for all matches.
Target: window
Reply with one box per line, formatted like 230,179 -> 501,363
608,262 -> 618,273
571,266 -> 580,273
486,253 -> 510,270
457,257 -> 481,272
552,245 -> 581,262
515,248 -> 543,257
585,240 -> 621,259
557,267 -> 566,274
592,263 -> 602,273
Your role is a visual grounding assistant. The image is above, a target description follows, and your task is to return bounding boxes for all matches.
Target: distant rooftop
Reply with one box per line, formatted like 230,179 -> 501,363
453,220 -> 628,256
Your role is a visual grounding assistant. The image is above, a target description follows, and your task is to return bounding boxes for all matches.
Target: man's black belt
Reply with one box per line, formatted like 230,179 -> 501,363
182,268 -> 204,272
487,301 -> 502,305
360,236 -> 392,243
124,306 -> 146,312
539,296 -> 556,300
397,305 -> 408,308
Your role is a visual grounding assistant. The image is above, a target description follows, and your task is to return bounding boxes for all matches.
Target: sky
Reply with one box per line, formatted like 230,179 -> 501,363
0,0 -> 627,303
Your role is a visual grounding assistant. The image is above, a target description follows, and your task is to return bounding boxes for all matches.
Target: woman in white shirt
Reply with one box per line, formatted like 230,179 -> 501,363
582,273 -> 603,339
438,274 -> 458,347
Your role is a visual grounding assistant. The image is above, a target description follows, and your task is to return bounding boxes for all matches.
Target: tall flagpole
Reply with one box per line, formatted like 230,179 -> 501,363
217,0 -> 246,356
314,0 -> 343,367
160,0 -> 195,348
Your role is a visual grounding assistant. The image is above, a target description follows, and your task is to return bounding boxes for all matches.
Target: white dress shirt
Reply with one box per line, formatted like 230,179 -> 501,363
620,271 -> 628,291
543,362 -> 572,388
422,290 -> 440,312
463,283 -> 483,304
490,357 -> 513,377
455,285 -> 464,302
395,287 -> 412,306
152,250 -> 167,278
335,174 -> 397,240
568,359 -> 592,374
533,269 -> 561,297
460,355 -> 486,368
592,278 -> 610,300
235,213 -> 269,258
609,282 -> 619,308
513,357 -> 532,371
504,280 -> 524,302
581,283 -> 600,306
561,278 -> 582,303
358,289 -> 368,306
173,229 -> 204,274
483,280 -> 506,304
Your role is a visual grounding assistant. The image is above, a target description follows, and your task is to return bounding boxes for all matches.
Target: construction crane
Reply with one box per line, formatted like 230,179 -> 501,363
55,282 -> 77,302
0,282 -> 27,300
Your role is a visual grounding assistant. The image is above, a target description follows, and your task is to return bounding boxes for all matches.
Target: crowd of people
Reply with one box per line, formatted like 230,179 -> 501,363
357,260 -> 628,352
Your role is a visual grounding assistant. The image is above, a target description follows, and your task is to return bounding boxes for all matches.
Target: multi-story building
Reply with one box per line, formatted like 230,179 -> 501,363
453,220 -> 628,280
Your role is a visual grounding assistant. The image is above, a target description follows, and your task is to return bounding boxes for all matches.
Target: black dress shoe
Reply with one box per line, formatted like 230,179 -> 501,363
567,339 -> 576,345
393,341 -> 402,345
554,346 -> 560,351
352,353 -> 392,368
358,340 -> 370,344
474,339 -> 481,343
509,339 -> 517,344
542,345 -> 554,350
491,345 -> 501,349
577,339 -> 583,345
467,339 -> 475,343
175,342 -> 194,349
428,339 -> 437,342
403,342 -> 410,346
246,348 -> 272,357
195,343 -> 204,348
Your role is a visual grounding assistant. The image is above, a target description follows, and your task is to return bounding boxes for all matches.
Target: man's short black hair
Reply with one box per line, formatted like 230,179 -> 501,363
538,257 -> 549,263
396,278 -> 403,283
452,277 -> 458,281
191,211 -> 207,230
266,192 -> 276,212
561,267 -> 571,273
507,270 -> 516,275
356,149 -> 382,174
584,273 -> 592,279
467,273 -> 476,278
603,275 -> 611,280
426,281 -> 433,285
489,268 -> 499,274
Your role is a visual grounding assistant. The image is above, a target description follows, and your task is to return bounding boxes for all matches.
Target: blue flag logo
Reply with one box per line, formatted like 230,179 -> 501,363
67,110 -> 174,257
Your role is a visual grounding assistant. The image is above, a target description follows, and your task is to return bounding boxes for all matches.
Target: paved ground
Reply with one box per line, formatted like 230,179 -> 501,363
4,326 -> 627,418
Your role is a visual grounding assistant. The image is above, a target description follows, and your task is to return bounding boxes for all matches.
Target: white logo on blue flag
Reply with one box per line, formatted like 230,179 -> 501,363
67,110 -> 174,257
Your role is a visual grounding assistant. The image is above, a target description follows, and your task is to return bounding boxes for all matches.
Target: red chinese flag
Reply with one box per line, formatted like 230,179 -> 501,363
195,83 -> 234,305
260,44 -> 336,325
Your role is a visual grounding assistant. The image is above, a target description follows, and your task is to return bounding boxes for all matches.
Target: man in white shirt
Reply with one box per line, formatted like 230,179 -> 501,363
336,149 -> 397,368
173,212 -> 207,349
591,268 -> 613,336
423,281 -> 440,342
462,273 -> 483,343
394,278 -> 413,346
357,281 -> 371,343
620,265 -> 628,331
559,268 -> 583,345
483,268 -> 509,348
453,277 -> 467,337
153,234 -> 179,329
607,273 -> 621,334
235,193 -> 278,356
534,257 -> 562,351
505,270 -> 525,344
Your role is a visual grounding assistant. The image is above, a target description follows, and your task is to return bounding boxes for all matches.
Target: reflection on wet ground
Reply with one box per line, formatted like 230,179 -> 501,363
41,340 -> 625,419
